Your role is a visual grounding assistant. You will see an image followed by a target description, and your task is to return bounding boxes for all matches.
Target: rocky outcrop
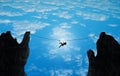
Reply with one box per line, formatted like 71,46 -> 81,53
0,31 -> 30,76
87,32 -> 120,76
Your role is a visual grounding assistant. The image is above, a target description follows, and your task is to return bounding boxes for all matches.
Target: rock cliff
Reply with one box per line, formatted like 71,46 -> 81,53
0,31 -> 30,76
87,32 -> 120,76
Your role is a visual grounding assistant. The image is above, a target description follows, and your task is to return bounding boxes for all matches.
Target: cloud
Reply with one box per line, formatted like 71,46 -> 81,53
0,19 -> 11,23
70,46 -> 81,51
75,68 -> 88,76
0,11 -> 24,17
85,56 -> 89,65
53,11 -> 72,19
46,23 -> 84,60
80,23 -> 86,27
36,6 -> 58,13
71,21 -> 78,24
0,0 -> 14,2
60,23 -> 71,29
76,11 -> 108,21
33,15 -> 42,19
88,33 -> 98,43
46,25 -> 80,59
116,37 -> 120,43
47,49 -> 58,59
1,0 -> 120,22
80,0 -> 120,19
1,0 -> 120,20
0,19 -> 50,43
2,1 -> 58,13
18,0 -> 41,3
62,54 -> 72,62
51,26 -> 72,39
25,63 -> 42,72
12,20 -> 50,43
43,1 -> 65,6
108,24 -> 118,27
0,8 -> 24,17
89,33 -> 95,38
13,20 -> 50,36
50,69 -> 73,76
75,55 -> 83,66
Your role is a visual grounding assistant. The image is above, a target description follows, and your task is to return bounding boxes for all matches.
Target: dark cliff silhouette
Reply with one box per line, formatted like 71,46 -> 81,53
87,32 -> 120,76
0,31 -> 30,76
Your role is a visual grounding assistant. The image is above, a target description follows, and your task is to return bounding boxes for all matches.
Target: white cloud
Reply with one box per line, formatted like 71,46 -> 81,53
89,33 -> 95,38
92,49 -> 97,56
0,9 -> 24,17
76,11 -> 108,21
25,63 -> 42,72
33,14 -> 43,19
116,37 -> 120,43
49,49 -> 58,55
13,20 -> 50,36
61,25 -> 71,29
113,15 -> 120,19
82,1 -> 120,19
20,0 -> 41,3
0,19 -> 11,23
48,49 -> 58,59
37,6 -> 58,13
50,69 -> 73,76
46,25 -> 80,59
43,0 -> 66,6
71,21 -> 78,24
108,24 -> 118,27
75,55 -> 83,66
85,56 -> 89,65
60,23 -> 71,29
3,1 -> 58,13
51,26 -> 72,39
88,33 -> 98,43
80,23 -> 86,27
0,0 -> 39,2
42,0 -> 120,21
12,20 -> 50,43
62,55 -> 72,62
53,11 -> 72,19
0,19 -> 50,43
0,0 -> 13,2
1,0 -> 120,20
70,46 -> 81,51
75,68 -> 88,76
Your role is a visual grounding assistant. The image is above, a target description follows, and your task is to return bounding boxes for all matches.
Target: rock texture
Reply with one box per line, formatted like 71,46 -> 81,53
87,32 -> 120,76
0,31 -> 30,76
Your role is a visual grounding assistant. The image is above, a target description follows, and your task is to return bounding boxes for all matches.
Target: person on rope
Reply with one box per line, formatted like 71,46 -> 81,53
59,40 -> 67,48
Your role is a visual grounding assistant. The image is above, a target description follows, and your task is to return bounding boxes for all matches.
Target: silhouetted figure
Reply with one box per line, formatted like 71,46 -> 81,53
87,32 -> 120,76
0,31 -> 30,76
59,40 -> 67,48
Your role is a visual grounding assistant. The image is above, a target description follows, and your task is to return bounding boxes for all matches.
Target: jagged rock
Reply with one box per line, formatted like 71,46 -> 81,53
87,32 -> 120,76
0,31 -> 30,76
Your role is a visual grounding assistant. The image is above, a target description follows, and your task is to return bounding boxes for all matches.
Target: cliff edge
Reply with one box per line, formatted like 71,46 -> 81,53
87,32 -> 120,76
0,31 -> 30,76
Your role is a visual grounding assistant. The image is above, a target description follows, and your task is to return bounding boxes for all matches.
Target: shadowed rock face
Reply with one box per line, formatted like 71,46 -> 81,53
0,31 -> 30,76
87,32 -> 120,76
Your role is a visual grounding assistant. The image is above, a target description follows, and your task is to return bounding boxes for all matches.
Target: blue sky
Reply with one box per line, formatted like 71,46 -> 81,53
0,0 -> 120,76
